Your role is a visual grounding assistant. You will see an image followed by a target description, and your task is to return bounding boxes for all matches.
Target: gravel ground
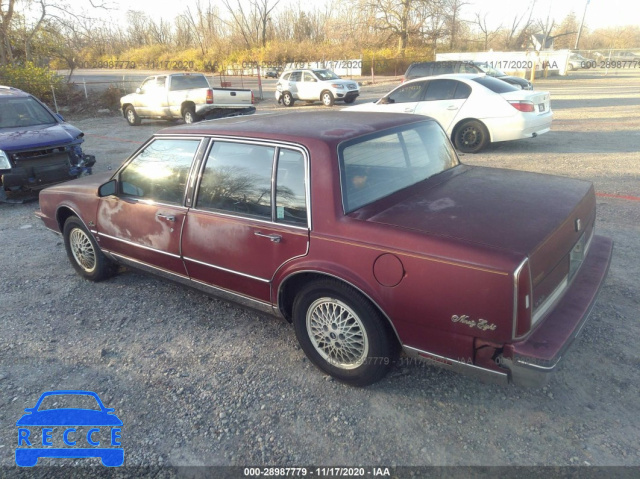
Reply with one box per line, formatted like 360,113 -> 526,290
0,70 -> 639,476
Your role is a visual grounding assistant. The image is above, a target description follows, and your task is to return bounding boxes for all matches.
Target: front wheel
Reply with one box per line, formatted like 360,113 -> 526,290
321,91 -> 335,107
124,106 -> 141,126
343,96 -> 356,104
293,280 -> 397,386
63,216 -> 116,282
453,120 -> 489,153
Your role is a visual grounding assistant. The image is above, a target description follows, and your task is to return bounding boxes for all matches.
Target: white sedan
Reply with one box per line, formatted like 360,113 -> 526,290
344,74 -> 552,153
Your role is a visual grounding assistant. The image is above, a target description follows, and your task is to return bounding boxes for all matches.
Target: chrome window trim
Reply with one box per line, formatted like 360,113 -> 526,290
97,232 -> 182,259
191,137 -> 311,230
512,257 -> 529,340
183,255 -> 271,283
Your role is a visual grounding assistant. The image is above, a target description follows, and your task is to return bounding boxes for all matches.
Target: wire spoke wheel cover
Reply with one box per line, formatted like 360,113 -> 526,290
69,227 -> 96,273
306,298 -> 369,370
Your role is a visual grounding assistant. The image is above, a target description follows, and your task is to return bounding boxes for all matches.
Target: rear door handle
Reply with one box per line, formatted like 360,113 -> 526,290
447,105 -> 459,110
156,213 -> 175,222
255,231 -> 282,243
404,108 -> 414,112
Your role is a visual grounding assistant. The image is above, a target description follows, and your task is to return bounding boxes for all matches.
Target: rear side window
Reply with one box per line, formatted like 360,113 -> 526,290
424,79 -> 458,101
432,63 -> 455,75
472,76 -> 519,93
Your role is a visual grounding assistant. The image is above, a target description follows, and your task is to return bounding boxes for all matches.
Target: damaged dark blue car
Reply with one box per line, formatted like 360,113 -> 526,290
0,86 -> 95,201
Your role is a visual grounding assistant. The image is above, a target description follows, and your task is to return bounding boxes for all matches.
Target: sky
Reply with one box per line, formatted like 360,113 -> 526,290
81,0 -> 639,31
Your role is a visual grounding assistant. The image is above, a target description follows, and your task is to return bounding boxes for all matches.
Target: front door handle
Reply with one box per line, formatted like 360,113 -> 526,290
255,231 -> 282,243
156,213 -> 175,222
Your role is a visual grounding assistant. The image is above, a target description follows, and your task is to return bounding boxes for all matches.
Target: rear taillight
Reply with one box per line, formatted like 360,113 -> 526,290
513,259 -> 532,338
206,89 -> 213,104
251,90 -> 255,104
509,101 -> 534,112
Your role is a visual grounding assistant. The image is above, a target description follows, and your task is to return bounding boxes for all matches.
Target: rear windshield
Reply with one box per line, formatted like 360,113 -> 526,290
406,63 -> 432,79
169,75 -> 210,91
472,76 -> 519,93
0,97 -> 56,128
339,121 -> 458,213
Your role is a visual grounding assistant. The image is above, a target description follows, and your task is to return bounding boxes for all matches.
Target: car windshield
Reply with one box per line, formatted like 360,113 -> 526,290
472,76 -> 519,93
339,121 -> 459,213
37,394 -> 102,411
0,97 -> 57,128
313,69 -> 340,81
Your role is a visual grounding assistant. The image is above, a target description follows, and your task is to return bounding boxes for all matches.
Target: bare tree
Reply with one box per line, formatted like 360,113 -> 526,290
503,0 -> 537,50
0,0 -> 17,64
221,0 -> 281,49
445,0 -> 468,50
473,11 -> 501,50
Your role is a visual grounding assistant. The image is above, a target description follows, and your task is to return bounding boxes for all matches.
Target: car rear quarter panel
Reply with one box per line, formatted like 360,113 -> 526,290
275,140 -> 521,360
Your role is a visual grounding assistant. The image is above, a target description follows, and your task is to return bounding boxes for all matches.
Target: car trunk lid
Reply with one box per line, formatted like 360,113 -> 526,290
362,166 -> 596,321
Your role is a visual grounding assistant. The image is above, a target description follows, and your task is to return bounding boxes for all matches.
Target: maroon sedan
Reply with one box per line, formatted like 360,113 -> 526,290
37,112 -> 612,387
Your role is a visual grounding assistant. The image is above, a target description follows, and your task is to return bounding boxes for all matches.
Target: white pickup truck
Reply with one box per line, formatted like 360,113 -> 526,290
120,73 -> 254,125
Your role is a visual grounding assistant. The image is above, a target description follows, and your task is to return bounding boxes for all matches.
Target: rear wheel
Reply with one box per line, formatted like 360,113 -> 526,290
124,106 -> 141,126
282,91 -> 295,107
293,279 -> 397,386
321,91 -> 335,107
453,120 -> 489,153
63,216 -> 116,281
183,106 -> 199,124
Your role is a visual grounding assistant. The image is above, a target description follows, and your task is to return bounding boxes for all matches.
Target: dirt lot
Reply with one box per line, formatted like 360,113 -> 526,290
1,70 -> 639,475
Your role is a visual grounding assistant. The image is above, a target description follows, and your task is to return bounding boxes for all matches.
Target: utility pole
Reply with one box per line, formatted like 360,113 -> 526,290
575,0 -> 590,50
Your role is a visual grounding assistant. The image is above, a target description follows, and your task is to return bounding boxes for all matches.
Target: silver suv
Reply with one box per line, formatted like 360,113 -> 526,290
276,69 -> 360,107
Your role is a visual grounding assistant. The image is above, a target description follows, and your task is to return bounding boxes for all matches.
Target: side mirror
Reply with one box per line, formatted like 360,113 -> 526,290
379,97 -> 393,105
136,88 -> 142,94
55,113 -> 65,122
98,180 -> 117,197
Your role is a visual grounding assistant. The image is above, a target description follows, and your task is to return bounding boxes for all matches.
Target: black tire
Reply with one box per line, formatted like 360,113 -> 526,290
63,216 -> 116,282
293,279 -> 397,386
453,120 -> 489,153
321,91 -> 335,107
567,63 -> 574,71
124,106 -> 141,126
343,96 -> 356,104
183,106 -> 199,124
282,91 -> 295,107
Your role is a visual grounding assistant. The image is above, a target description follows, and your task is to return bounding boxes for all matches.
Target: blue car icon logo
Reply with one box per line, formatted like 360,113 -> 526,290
16,390 -> 123,467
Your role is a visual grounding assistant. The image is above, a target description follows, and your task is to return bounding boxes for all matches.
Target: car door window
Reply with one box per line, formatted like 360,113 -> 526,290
276,149 -> 307,226
387,82 -> 426,103
289,71 -> 302,82
303,72 -> 316,82
424,79 -> 458,101
119,139 -> 200,205
196,142 -> 275,219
